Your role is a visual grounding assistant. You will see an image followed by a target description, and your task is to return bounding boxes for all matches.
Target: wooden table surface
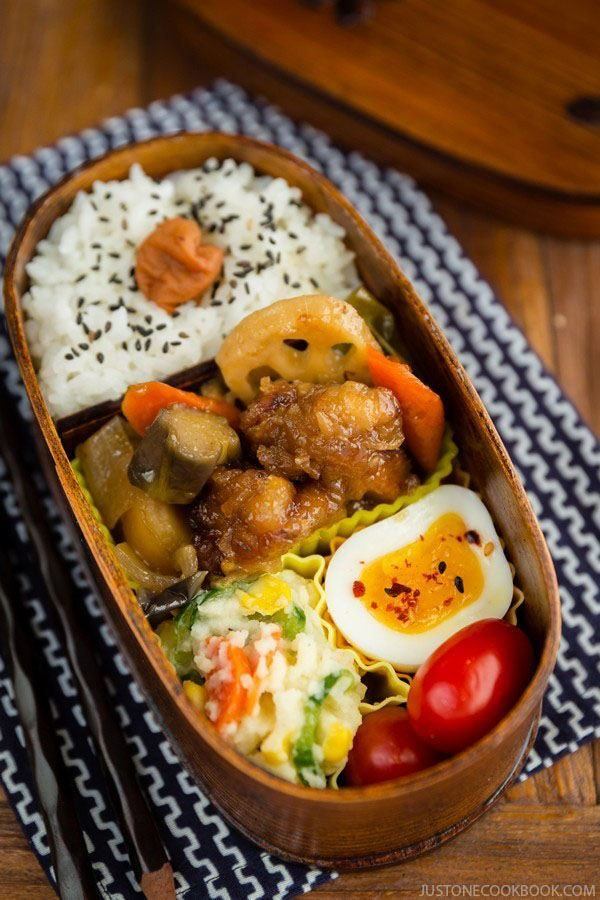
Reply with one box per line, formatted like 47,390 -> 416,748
1,1 -> 598,897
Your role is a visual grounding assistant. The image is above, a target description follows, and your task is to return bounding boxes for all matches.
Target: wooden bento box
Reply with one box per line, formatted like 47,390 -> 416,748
3,133 -> 560,868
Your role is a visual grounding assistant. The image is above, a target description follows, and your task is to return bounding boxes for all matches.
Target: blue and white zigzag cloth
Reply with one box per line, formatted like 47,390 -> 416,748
0,80 -> 598,899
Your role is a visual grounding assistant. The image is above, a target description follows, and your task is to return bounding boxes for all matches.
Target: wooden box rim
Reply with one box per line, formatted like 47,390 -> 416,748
3,132 -> 561,810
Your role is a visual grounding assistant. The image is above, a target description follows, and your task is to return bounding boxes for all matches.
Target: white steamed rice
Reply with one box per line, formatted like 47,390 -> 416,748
22,160 -> 359,419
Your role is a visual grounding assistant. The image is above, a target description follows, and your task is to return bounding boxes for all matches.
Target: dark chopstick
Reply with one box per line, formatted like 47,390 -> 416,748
0,519 -> 98,899
0,392 -> 176,900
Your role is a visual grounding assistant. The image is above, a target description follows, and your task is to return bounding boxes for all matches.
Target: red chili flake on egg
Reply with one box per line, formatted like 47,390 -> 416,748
352,580 -> 366,597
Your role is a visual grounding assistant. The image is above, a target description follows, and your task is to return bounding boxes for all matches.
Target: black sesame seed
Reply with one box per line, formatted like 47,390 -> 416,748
99,216 -> 109,223
65,353 -> 73,360
105,322 -> 112,333
156,323 -> 167,331
145,338 -> 151,351
75,274 -> 86,282
454,576 -> 465,594
438,561 -> 447,574
288,231 -> 298,239
283,273 -> 290,285
465,530 -> 481,546
162,342 -> 169,353
108,251 -> 120,259
244,283 -> 250,295
78,343 -> 89,351
96,353 -> 104,363
121,341 -> 128,350
178,332 -> 189,339
309,277 -> 319,288
171,341 -> 181,347
135,339 -> 141,351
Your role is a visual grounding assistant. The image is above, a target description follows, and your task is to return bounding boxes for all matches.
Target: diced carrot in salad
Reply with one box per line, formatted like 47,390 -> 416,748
122,381 -> 240,434
203,639 -> 256,732
366,346 -> 445,473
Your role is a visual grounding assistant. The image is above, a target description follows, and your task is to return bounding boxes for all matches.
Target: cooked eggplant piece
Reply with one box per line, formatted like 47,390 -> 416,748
127,406 -> 241,504
140,570 -> 208,626
76,415 -> 138,528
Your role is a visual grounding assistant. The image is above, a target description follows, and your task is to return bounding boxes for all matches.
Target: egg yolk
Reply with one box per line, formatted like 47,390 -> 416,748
356,513 -> 484,634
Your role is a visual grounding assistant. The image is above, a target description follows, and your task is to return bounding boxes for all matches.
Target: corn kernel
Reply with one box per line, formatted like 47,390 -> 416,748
183,680 -> 205,712
260,730 -> 291,766
240,575 -> 291,616
322,723 -> 353,765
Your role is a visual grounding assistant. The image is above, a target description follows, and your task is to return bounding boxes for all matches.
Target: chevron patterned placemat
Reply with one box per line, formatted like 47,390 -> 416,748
0,80 -> 598,900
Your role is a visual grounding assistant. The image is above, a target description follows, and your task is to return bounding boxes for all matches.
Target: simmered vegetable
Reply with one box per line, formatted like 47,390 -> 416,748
345,287 -> 398,354
75,415 -> 137,528
140,571 -> 208,626
121,490 -> 192,574
366,347 -> 445,473
128,406 -> 241,504
122,381 -> 240,434
115,543 -> 184,594
216,294 -> 379,404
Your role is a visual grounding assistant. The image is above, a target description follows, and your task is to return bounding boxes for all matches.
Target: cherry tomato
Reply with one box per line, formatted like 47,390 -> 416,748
407,619 -> 534,754
344,707 -> 444,786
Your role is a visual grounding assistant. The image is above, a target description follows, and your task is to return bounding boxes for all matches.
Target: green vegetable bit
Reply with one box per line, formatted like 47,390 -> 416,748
270,603 -> 306,641
292,670 -> 352,784
345,286 -> 399,355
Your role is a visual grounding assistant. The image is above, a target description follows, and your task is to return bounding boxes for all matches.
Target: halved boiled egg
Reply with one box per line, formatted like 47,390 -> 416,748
325,486 -> 513,671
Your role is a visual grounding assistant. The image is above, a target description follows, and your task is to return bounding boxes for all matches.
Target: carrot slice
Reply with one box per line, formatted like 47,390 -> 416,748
212,645 -> 254,732
121,381 -> 240,434
366,346 -> 445,473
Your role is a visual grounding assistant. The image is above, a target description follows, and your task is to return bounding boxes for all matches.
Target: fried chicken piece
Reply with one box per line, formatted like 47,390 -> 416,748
190,467 -> 345,575
240,380 -> 415,503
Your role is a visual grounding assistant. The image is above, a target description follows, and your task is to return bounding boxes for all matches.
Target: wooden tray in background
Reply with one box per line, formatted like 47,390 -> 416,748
171,0 -> 600,237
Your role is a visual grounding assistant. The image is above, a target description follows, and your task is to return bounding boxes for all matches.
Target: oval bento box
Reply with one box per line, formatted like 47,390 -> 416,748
4,133 -> 560,868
